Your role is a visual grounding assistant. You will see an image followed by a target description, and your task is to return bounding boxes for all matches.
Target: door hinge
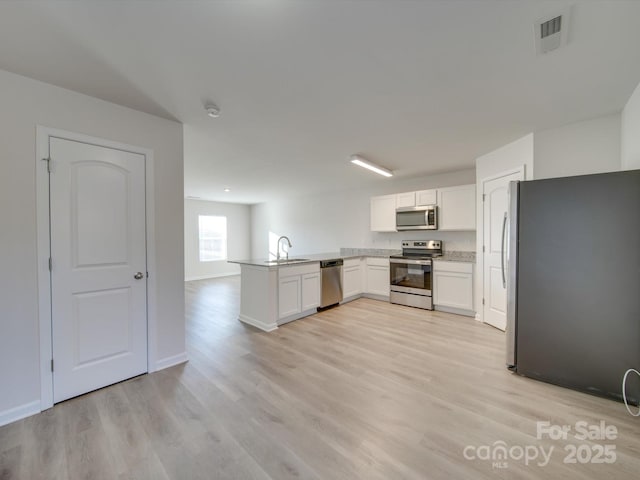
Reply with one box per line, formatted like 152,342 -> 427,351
51,359 -> 54,372
482,298 -> 485,305
48,257 -> 52,271
146,271 -> 149,278
482,245 -> 485,253
482,194 -> 486,201
42,157 -> 51,173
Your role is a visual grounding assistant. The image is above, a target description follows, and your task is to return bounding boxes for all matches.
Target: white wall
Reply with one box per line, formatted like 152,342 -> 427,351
622,80 -> 640,170
250,169 -> 477,259
0,69 -> 185,423
184,199 -> 251,280
476,134 -> 534,184
475,133 -> 534,322
534,113 -> 621,179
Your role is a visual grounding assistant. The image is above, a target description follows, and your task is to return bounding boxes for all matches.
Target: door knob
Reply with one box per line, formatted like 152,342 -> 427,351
134,272 -> 144,280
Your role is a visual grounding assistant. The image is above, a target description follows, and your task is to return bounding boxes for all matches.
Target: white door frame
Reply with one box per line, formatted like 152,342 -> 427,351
35,126 -> 157,411
476,165 -> 525,324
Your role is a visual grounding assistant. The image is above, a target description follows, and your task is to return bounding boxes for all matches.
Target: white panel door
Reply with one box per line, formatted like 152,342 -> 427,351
482,170 -> 523,330
50,137 -> 147,403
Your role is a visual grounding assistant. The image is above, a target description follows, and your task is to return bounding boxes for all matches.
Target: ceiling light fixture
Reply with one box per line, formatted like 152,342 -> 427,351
204,102 -> 221,118
224,188 -> 230,192
349,155 -> 393,177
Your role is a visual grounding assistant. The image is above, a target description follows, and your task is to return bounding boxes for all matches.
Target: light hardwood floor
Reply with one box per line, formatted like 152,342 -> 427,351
1,276 -> 639,479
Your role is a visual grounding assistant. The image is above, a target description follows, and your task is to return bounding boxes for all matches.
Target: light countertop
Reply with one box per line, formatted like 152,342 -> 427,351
229,248 -> 475,267
228,249 -> 399,268
434,251 -> 476,263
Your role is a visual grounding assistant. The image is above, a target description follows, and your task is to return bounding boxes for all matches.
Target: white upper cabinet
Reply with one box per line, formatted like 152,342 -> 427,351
370,194 -> 397,232
437,184 -> 476,231
396,189 -> 437,208
396,191 -> 416,208
370,184 -> 475,232
416,189 -> 437,206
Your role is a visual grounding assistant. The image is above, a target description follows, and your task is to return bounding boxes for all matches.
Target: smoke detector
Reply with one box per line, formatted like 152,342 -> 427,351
535,7 -> 571,54
204,102 -> 221,118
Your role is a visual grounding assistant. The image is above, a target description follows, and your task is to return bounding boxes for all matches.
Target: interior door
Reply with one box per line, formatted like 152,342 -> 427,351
482,169 -> 523,330
49,137 -> 147,403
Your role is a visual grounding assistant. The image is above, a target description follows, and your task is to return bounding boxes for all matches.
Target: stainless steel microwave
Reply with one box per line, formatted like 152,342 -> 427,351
396,205 -> 438,230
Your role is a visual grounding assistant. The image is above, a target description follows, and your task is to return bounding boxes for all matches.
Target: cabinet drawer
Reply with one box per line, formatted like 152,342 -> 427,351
432,260 -> 472,274
366,257 -> 390,267
278,262 -> 319,278
343,257 -> 362,268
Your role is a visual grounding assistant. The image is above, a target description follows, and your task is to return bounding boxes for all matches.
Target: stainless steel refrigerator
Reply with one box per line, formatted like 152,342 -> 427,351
506,169 -> 640,404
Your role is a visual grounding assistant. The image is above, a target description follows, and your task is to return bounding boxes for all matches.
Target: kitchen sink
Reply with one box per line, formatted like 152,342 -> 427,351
264,258 -> 311,264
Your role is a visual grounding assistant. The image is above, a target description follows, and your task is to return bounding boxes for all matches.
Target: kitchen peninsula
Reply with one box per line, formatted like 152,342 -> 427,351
230,247 -> 476,332
229,249 -> 398,332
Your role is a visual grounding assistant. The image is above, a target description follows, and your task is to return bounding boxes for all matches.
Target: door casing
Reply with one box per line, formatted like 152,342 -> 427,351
36,126 -> 157,411
477,166 -> 525,325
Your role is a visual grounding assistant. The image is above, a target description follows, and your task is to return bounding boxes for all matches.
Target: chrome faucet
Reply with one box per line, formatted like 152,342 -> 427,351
276,236 -> 292,262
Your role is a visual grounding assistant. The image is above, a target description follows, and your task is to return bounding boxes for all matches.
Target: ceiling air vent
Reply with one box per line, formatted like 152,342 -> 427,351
535,8 -> 570,54
541,16 -> 562,39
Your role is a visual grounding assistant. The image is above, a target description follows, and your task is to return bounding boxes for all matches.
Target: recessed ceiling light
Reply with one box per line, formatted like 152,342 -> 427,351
224,188 -> 231,192
204,102 -> 221,118
349,155 -> 393,177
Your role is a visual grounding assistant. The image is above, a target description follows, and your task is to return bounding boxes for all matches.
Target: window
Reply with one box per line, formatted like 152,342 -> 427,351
198,215 -> 227,261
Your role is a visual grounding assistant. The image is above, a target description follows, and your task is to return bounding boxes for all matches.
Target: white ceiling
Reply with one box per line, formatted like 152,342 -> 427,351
1,1 -> 640,204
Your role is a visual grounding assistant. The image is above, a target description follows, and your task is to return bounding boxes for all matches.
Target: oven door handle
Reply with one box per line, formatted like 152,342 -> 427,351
390,259 -> 431,266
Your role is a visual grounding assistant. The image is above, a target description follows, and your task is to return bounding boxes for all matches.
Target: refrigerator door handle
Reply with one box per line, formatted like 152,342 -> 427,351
506,181 -> 519,369
500,212 -> 507,288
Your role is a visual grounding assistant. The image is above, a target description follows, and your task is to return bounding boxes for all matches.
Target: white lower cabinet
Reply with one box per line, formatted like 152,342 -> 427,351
278,263 -> 320,322
432,260 -> 474,315
365,257 -> 390,298
278,275 -> 301,318
342,258 -> 363,301
301,272 -> 321,311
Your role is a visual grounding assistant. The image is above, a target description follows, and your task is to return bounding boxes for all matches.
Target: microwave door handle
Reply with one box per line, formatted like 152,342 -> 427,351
500,211 -> 507,288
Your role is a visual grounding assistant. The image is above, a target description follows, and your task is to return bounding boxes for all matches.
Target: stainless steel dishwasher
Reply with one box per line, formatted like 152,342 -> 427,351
319,259 -> 343,308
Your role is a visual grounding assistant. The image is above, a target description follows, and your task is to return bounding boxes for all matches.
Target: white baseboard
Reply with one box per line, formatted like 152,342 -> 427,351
340,294 -> 361,304
238,314 -> 278,332
277,308 -> 318,327
155,352 -> 189,371
362,293 -> 390,302
184,272 -> 239,282
435,305 -> 476,318
0,400 -> 40,427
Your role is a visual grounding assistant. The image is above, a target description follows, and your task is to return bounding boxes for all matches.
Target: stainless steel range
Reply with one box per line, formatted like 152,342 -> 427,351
389,240 -> 442,310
